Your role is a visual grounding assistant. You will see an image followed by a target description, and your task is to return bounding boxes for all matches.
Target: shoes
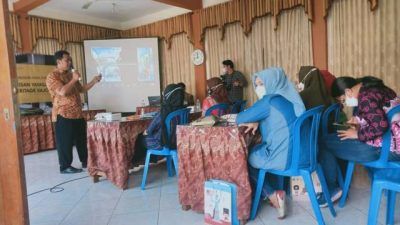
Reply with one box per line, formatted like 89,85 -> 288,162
317,188 -> 343,208
156,158 -> 167,165
149,158 -> 167,167
132,165 -> 145,172
60,166 -> 83,174
271,190 -> 286,219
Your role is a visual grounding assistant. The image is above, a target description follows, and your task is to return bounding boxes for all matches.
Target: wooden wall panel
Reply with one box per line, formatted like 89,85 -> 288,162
0,0 -> 29,225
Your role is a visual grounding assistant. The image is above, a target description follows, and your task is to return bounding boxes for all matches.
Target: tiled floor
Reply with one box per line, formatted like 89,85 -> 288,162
25,150 -> 399,225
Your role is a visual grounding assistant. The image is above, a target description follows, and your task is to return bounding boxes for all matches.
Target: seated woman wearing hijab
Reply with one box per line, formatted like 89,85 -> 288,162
236,67 -> 306,218
202,77 -> 230,116
132,84 -> 185,165
297,66 -> 332,109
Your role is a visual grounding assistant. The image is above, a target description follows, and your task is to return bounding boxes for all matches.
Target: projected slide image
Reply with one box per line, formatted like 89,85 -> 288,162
91,47 -> 122,82
137,47 -> 155,82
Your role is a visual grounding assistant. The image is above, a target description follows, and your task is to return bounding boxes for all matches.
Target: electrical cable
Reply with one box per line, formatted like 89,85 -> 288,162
27,176 -> 89,197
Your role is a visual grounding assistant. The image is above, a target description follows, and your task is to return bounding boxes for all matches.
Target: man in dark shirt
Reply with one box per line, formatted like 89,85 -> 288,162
220,60 -> 247,102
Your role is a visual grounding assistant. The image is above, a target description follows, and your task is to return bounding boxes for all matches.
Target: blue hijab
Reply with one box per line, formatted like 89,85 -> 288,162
253,67 -> 305,116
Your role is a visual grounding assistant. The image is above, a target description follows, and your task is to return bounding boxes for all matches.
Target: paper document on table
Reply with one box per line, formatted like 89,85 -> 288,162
190,115 -> 218,127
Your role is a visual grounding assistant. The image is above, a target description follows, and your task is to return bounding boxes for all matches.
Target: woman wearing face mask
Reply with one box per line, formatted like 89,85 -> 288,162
318,76 -> 400,207
202,77 -> 230,116
131,84 -> 185,166
236,67 -> 306,218
297,66 -> 332,109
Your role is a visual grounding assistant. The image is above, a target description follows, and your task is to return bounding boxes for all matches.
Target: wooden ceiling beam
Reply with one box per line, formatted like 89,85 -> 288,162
13,0 -> 49,13
152,0 -> 202,10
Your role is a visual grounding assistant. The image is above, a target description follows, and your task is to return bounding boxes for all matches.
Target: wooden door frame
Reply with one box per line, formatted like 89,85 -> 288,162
0,0 -> 29,225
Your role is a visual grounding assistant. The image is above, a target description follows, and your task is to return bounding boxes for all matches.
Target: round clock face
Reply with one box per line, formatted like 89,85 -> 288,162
191,49 -> 204,66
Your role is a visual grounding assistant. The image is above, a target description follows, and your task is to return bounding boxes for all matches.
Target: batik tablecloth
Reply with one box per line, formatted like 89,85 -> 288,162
20,110 -> 105,154
87,119 -> 151,189
177,125 -> 260,220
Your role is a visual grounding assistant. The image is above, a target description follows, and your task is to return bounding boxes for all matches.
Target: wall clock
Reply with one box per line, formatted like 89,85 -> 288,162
191,49 -> 204,66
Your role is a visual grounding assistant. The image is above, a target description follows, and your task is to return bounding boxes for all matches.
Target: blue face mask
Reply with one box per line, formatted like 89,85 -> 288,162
255,85 -> 266,99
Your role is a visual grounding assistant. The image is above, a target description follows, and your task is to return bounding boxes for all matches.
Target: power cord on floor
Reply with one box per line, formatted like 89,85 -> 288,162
27,176 -> 90,197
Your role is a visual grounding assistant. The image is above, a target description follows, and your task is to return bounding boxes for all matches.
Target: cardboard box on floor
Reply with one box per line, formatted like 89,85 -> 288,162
291,165 -> 370,201
290,172 -> 322,201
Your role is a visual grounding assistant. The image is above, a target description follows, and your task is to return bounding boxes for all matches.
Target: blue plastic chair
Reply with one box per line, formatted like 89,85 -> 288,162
321,103 -> 341,136
339,104 -> 400,208
240,100 -> 247,112
231,100 -> 247,114
367,168 -> 400,225
250,105 -> 337,225
321,103 -> 344,189
205,103 -> 229,117
141,108 -> 191,190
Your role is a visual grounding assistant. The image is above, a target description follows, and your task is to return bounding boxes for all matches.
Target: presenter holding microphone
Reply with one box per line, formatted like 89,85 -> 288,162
46,50 -> 102,174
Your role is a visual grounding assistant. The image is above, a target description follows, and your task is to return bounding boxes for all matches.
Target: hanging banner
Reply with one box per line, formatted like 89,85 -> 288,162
16,64 -> 54,103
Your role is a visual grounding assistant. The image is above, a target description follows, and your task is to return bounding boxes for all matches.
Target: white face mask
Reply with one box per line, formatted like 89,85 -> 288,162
345,96 -> 358,107
255,85 -> 266,99
296,82 -> 305,92
297,68 -> 317,92
222,67 -> 227,74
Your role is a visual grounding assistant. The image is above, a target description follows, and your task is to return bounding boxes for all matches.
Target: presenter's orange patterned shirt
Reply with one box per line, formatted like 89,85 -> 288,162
46,69 -> 84,121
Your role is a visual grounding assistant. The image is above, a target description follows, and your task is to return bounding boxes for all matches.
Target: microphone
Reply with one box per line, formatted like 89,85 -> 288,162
70,65 -> 82,81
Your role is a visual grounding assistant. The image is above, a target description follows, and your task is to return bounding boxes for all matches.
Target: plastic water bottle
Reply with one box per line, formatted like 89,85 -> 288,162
195,99 -> 201,112
141,100 -> 146,116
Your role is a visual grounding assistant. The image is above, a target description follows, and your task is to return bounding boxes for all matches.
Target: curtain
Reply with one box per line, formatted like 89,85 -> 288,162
198,0 -> 313,40
9,13 -> 22,52
30,16 -> 120,48
327,0 -> 400,93
205,7 -> 313,103
324,0 -> 378,17
159,34 -> 195,96
32,38 -> 62,55
121,13 -> 193,49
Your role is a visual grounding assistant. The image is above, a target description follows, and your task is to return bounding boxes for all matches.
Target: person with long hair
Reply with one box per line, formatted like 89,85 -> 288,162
202,77 -> 230,116
236,67 -> 306,218
318,76 -> 400,207
132,84 -> 185,165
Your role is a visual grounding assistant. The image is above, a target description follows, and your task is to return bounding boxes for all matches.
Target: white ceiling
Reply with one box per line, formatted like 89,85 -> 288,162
8,0 -> 231,30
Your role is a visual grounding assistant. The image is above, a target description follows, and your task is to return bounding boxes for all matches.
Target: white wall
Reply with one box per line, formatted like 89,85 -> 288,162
120,7 -> 190,30
29,7 -> 120,29
14,0 -> 232,30
27,3 -> 190,30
